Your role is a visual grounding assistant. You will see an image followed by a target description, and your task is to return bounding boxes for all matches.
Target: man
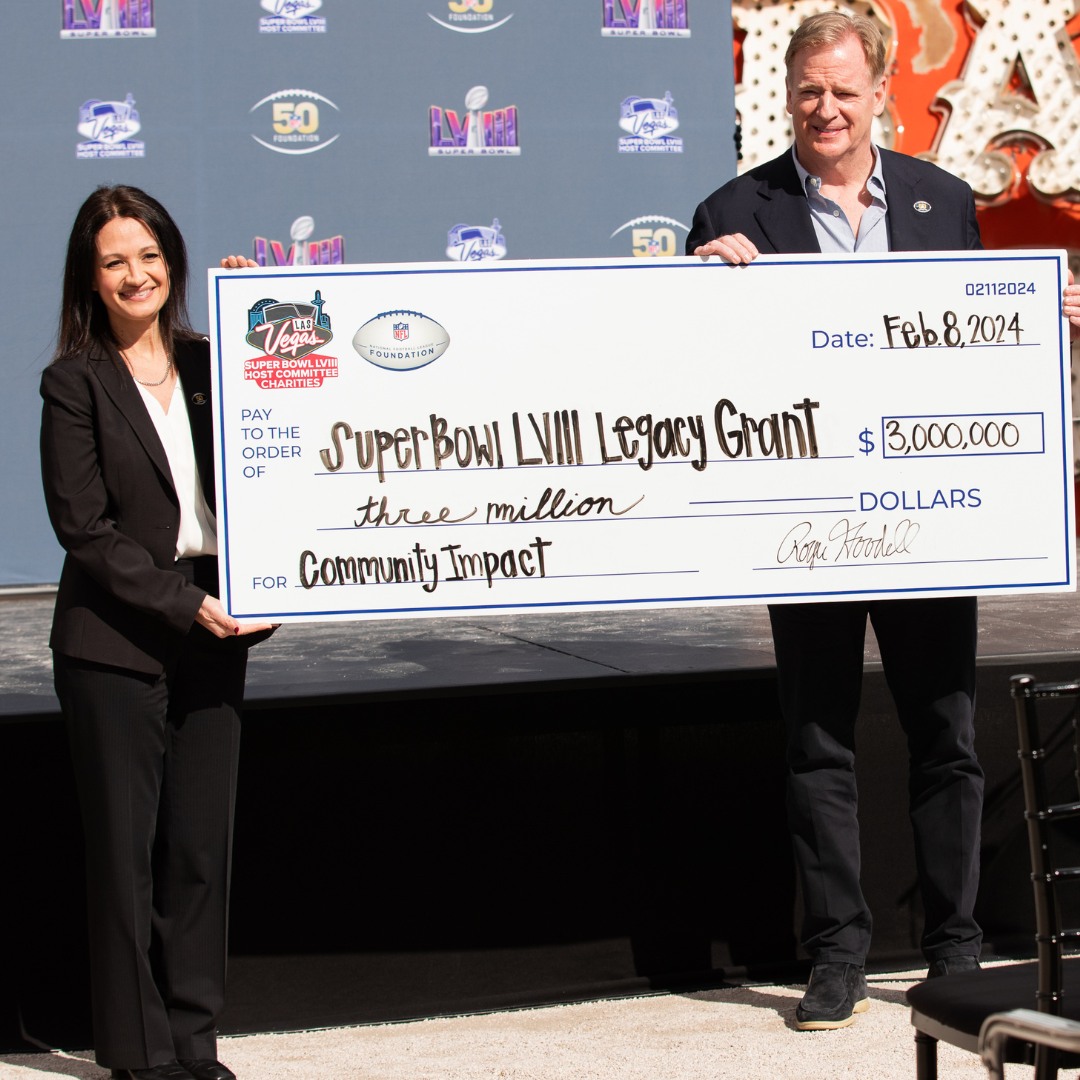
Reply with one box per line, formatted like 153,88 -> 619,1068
687,11 -> 988,1033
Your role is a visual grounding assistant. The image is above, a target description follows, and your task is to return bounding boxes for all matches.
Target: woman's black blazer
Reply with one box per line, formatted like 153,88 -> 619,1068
40,337 -> 218,675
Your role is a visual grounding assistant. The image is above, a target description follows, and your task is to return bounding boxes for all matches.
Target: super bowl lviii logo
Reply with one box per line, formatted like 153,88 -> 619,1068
77,94 -> 145,159
610,215 -> 689,256
602,0 -> 689,37
245,292 -> 337,389
259,0 -> 326,34
446,219 -> 507,262
430,86 -> 519,156
428,0 -> 514,34
618,93 -> 682,153
253,216 -> 345,266
63,0 -> 155,38
250,90 -> 340,155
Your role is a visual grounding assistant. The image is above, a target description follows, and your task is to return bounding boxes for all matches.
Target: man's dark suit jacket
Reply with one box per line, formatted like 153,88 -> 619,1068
40,337 -> 217,675
686,146 -> 982,257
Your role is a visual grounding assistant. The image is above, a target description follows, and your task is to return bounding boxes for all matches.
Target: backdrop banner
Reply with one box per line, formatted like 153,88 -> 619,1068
1,1 -> 734,584
209,249 -> 1074,622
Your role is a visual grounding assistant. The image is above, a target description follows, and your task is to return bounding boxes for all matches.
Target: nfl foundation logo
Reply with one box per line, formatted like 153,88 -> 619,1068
430,86 -> 519,156
77,94 -> 145,159
602,0 -> 689,37
618,93 -> 682,153
62,0 -> 155,38
259,0 -> 326,34
446,219 -> 507,262
394,323 -> 409,341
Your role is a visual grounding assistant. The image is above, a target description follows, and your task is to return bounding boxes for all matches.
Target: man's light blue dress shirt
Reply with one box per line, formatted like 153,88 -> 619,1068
791,144 -> 890,253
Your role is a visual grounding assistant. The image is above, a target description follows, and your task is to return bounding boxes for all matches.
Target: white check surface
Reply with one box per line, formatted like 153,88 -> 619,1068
208,251 -> 1073,622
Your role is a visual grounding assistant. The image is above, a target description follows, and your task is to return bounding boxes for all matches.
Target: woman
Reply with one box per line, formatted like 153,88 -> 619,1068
40,186 -> 271,1080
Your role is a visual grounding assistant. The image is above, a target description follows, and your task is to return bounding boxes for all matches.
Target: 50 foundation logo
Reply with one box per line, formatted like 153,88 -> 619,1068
245,292 -> 337,389
610,215 -> 689,256
446,219 -> 507,261
77,94 -> 145,159
250,90 -> 340,155
259,0 -> 326,34
602,0 -> 689,38
62,0 -> 155,39
430,86 -> 519,156
618,92 -> 682,153
428,0 -> 514,34
253,215 -> 345,266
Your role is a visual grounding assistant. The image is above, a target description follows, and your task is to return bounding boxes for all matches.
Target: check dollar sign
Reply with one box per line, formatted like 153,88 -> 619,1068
858,428 -> 875,455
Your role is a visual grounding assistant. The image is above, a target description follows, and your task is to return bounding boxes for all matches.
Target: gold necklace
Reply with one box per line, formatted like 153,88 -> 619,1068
122,349 -> 172,387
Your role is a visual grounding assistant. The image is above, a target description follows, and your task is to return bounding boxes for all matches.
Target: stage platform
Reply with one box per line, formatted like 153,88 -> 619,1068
4,588 -> 1080,1048
3,589 -> 1080,719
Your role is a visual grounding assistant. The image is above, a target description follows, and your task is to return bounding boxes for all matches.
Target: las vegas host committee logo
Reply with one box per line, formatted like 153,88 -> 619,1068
77,93 -> 145,159
259,0 -> 326,33
446,219 -> 506,261
619,92 -> 682,153
250,89 -> 340,155
245,292 -> 337,389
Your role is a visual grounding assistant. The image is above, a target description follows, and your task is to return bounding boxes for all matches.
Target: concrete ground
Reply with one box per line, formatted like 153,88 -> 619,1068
0,965 -> 1037,1080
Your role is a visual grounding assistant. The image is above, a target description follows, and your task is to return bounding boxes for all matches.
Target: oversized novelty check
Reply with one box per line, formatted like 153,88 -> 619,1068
208,251 -> 1073,623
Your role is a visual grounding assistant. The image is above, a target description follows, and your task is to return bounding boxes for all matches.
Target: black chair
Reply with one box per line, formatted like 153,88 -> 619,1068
906,674 -> 1080,1080
980,1009 -> 1080,1080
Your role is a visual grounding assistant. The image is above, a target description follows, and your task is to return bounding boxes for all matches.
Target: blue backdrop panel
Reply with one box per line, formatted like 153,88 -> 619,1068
0,0 -> 734,585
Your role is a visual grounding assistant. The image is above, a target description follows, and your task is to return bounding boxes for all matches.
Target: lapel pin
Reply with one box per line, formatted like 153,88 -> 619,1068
191,392 -> 207,405
914,200 -> 931,213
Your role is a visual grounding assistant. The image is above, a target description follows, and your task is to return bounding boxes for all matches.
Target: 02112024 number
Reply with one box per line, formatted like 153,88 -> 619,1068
965,282 -> 1034,296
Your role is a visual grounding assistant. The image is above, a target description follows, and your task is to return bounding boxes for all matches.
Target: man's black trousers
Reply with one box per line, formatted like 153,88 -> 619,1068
54,641 -> 246,1070
768,596 -> 983,965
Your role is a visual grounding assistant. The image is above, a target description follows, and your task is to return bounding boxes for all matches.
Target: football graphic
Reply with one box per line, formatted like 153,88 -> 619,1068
351,310 -> 450,371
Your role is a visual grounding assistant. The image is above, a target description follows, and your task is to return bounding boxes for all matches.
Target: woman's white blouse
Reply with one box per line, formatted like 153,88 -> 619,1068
136,377 -> 218,559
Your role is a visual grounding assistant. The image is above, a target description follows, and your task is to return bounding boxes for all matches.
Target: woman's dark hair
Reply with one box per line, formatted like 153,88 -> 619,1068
53,185 -> 197,363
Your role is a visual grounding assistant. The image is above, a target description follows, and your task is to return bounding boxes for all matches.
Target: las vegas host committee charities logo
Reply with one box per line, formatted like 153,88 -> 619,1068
245,292 -> 337,389
259,0 -> 326,33
77,94 -> 145,158
250,90 -> 340,155
446,219 -> 506,261
428,0 -> 514,34
619,93 -> 682,153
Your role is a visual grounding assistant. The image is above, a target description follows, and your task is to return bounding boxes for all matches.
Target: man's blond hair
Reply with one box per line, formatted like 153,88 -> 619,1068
784,11 -> 887,85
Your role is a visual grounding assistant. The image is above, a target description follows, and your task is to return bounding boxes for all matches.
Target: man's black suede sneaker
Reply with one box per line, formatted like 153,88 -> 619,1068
927,955 -> 982,979
795,962 -> 870,1031
111,1065 -> 194,1080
